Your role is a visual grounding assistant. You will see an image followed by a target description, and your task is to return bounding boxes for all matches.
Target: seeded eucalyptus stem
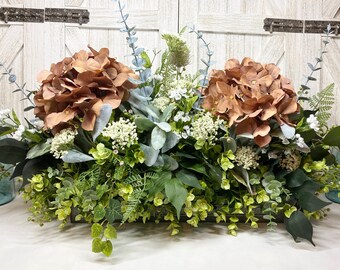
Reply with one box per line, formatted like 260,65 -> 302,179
0,64 -> 35,106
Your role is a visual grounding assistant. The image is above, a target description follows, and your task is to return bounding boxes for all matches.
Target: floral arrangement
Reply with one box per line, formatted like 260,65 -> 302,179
1,1 -> 340,257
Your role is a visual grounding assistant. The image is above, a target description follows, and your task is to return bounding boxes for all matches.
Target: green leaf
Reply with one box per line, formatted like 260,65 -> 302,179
92,238 -> 103,253
294,180 -> 322,194
141,51 -> 152,68
176,169 -> 203,189
11,110 -> 20,125
0,126 -> 13,136
151,126 -> 167,150
104,224 -> 117,240
26,140 -> 51,159
102,240 -> 113,257
181,161 -> 208,176
91,223 -> 103,238
106,199 -> 123,223
185,96 -> 198,112
323,126 -> 340,147
149,171 -> 171,196
165,178 -> 188,220
140,143 -> 159,166
297,192 -> 331,212
206,163 -> 223,183
284,211 -> 315,245
162,155 -> 179,171
311,146 -> 329,161
22,155 -> 56,184
285,169 -> 310,188
93,204 -> 106,222
92,104 -> 112,141
0,138 -> 28,164
10,160 -> 27,180
161,132 -> 179,153
62,150 -> 94,163
135,116 -> 155,131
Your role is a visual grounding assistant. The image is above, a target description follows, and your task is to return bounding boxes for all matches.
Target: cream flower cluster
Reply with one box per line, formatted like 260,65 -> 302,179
234,146 -> 260,170
306,114 -> 320,132
50,128 -> 78,159
102,118 -> 138,151
190,112 -> 222,144
152,96 -> 171,111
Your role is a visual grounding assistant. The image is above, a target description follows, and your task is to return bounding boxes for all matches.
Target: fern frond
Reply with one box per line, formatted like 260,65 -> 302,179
308,83 -> 335,126
76,164 -> 101,190
121,172 -> 157,223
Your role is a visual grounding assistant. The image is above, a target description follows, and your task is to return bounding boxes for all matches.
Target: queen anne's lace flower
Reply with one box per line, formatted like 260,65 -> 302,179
306,114 -> 320,132
50,128 -> 78,159
234,146 -> 260,170
152,96 -> 170,111
102,118 -> 138,151
190,112 -> 222,144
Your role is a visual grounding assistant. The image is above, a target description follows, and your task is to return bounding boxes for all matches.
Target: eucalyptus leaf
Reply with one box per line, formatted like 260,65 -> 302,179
92,104 -> 112,141
155,122 -> 171,132
165,178 -> 188,220
62,150 -> 94,163
151,126 -> 166,150
135,116 -> 155,131
140,143 -> 159,166
161,132 -> 179,153
160,105 -> 176,122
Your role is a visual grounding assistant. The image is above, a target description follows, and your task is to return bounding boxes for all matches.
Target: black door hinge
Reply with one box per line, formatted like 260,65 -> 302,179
264,18 -> 340,35
0,7 -> 89,25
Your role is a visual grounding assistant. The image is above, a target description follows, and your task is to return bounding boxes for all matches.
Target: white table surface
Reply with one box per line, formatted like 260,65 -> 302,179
1,196 -> 340,270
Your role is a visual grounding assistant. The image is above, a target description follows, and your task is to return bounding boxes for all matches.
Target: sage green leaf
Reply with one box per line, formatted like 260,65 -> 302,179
161,132 -> 179,153
176,169 -> 203,189
165,178 -> 188,220
284,210 -> 315,246
151,126 -> 166,150
92,238 -> 103,253
162,155 -> 179,171
104,224 -> 117,239
286,169 -> 310,188
140,143 -> 159,166
297,192 -> 331,212
92,104 -> 112,141
93,204 -> 106,222
323,126 -> 340,147
160,104 -> 176,122
156,122 -> 171,132
106,199 -> 122,223
0,138 -> 28,164
135,116 -> 155,131
91,223 -> 103,238
102,240 -> 113,257
220,137 -> 237,153
26,140 -> 51,159
62,150 -> 94,163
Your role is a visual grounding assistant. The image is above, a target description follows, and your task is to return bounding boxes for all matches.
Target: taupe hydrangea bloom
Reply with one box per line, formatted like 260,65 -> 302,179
34,47 -> 138,132
203,57 -> 299,147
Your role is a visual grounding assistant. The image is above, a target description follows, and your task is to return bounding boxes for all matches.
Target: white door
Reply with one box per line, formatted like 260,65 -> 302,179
0,0 -> 178,119
179,0 -> 340,125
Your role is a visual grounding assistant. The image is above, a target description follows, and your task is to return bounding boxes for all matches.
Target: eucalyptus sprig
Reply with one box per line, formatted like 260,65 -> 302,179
187,25 -> 214,88
0,63 -> 35,109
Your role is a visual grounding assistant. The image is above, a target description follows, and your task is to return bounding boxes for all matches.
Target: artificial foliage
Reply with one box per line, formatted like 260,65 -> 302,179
1,0 -> 340,257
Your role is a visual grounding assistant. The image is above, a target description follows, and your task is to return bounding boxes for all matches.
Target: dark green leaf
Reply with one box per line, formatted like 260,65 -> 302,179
0,138 -> 28,164
22,155 -> 56,184
10,160 -> 27,180
308,76 -> 317,81
323,126 -> 340,147
285,169 -> 310,188
294,180 -> 322,194
284,211 -> 315,245
176,169 -> 202,189
311,145 -> 329,161
162,155 -> 179,171
206,163 -> 223,183
149,171 -> 172,196
297,192 -> 331,212
26,140 -> 51,159
181,161 -> 208,176
301,85 -> 310,90
106,199 -> 123,223
165,178 -> 188,219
